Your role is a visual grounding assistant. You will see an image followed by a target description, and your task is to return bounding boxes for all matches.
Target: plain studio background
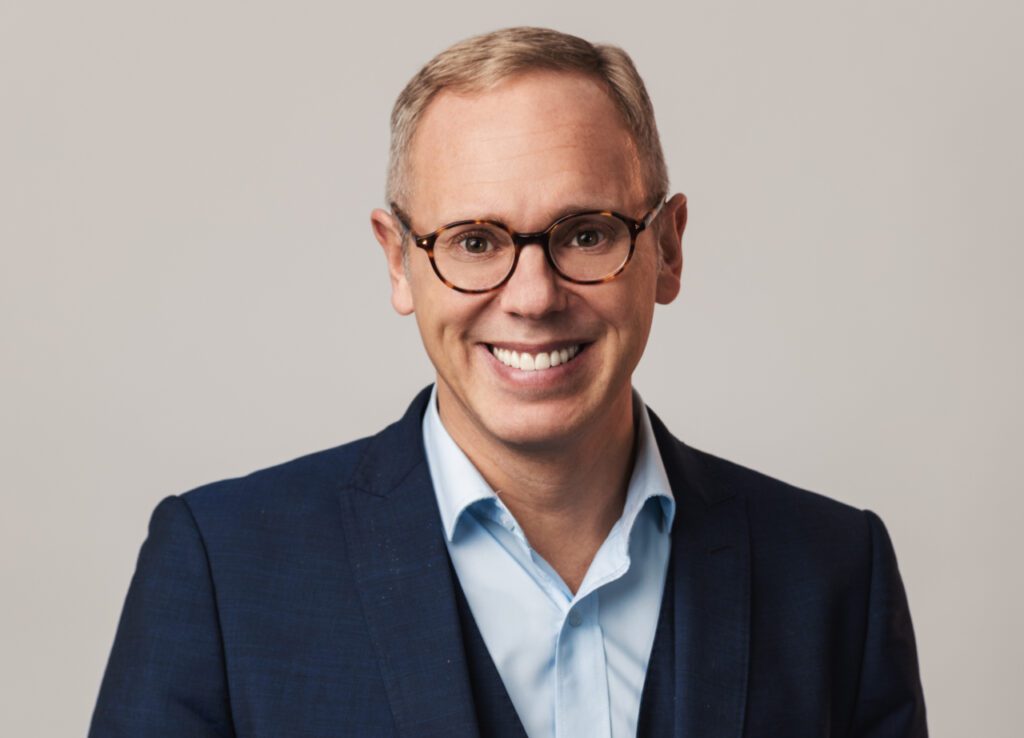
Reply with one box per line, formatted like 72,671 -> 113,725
2,1 -> 1021,735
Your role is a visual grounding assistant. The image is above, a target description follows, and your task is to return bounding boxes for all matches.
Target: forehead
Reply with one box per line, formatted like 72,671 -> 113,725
406,71 -> 646,224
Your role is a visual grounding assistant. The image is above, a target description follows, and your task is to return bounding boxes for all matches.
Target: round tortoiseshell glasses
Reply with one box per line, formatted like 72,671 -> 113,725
390,201 -> 665,294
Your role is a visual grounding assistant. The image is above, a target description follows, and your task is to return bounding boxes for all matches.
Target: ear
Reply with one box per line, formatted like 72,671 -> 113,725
655,193 -> 687,305
370,208 -> 415,315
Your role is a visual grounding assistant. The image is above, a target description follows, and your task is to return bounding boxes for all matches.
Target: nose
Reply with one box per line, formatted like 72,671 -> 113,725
497,242 -> 568,318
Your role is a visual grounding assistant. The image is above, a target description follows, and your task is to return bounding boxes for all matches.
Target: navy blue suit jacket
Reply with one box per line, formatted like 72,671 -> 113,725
90,387 -> 927,736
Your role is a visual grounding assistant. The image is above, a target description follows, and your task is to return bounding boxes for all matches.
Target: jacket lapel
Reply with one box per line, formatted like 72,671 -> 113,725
649,408 -> 751,738
337,388 -> 480,738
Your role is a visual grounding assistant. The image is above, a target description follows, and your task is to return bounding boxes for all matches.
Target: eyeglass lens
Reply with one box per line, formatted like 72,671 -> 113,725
432,213 -> 633,291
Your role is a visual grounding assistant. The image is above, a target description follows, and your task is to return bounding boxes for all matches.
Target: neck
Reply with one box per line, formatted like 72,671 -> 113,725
437,384 -> 637,593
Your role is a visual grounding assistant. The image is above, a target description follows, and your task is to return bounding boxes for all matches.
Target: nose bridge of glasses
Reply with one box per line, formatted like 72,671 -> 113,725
502,232 -> 564,300
510,231 -> 558,279
511,230 -> 551,249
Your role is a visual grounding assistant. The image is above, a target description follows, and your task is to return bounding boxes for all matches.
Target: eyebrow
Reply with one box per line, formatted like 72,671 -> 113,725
448,203 -> 620,228
546,203 -> 617,220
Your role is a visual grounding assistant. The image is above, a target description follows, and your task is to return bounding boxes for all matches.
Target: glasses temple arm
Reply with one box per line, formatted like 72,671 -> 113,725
389,202 -> 414,236
644,198 -> 668,227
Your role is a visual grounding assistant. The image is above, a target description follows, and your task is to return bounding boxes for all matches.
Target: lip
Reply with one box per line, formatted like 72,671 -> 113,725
479,341 -> 591,386
483,340 -> 591,354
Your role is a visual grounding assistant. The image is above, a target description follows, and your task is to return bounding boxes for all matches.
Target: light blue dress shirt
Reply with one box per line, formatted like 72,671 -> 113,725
422,387 -> 676,738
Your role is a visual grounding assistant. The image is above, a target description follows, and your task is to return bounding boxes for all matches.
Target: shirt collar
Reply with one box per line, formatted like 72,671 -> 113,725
422,385 -> 675,543
621,391 -> 676,535
422,386 -> 496,541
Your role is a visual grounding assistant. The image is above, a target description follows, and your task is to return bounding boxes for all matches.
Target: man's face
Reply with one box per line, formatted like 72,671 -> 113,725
373,71 -> 684,452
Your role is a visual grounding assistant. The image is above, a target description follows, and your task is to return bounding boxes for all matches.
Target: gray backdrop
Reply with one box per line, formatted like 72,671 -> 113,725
2,1 -> 1021,735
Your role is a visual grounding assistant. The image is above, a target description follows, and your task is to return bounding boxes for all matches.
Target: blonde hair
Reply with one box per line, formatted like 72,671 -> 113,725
386,27 -> 669,210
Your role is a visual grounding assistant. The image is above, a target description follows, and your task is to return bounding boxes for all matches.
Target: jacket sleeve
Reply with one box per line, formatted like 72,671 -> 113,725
848,510 -> 928,737
89,495 -> 235,737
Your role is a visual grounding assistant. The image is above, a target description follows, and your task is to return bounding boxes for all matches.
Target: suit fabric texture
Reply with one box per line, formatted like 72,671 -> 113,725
90,387 -> 928,737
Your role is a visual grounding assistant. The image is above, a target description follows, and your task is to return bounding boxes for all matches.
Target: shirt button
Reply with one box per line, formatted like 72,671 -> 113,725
568,611 -> 583,628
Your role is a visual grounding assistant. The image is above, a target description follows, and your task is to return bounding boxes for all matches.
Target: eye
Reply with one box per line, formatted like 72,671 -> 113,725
438,224 -> 509,262
552,215 -> 624,256
572,227 -> 606,248
458,234 -> 492,254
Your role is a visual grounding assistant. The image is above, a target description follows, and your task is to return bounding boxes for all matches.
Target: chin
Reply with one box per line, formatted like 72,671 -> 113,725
485,422 -> 575,452
476,395 -> 593,450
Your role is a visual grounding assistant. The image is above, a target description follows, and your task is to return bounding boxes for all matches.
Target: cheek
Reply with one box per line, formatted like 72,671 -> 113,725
607,276 -> 656,331
411,285 -> 489,354
601,287 -> 657,361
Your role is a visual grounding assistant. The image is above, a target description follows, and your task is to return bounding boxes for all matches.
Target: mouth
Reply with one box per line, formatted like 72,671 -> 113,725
486,342 -> 588,372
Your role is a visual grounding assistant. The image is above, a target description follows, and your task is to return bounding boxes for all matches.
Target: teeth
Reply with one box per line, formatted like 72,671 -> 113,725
490,344 -> 583,372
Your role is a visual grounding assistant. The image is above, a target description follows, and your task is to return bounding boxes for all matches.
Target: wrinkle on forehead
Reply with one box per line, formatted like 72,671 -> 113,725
430,119 -> 634,172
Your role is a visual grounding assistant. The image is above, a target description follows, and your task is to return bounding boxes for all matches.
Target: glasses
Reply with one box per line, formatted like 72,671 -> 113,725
390,201 -> 664,294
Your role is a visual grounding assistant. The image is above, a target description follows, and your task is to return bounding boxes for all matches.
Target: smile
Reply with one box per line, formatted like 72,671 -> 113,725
488,343 -> 584,372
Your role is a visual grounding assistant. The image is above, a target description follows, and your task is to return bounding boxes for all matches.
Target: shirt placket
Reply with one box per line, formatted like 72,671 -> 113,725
555,592 -> 611,738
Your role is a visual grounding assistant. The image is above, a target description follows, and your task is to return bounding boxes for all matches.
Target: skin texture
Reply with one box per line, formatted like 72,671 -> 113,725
371,71 -> 687,591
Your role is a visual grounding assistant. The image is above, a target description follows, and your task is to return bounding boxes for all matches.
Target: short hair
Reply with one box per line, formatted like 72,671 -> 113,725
386,27 -> 669,211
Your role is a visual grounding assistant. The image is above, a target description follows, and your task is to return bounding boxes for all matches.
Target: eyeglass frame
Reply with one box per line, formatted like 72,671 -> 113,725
389,200 -> 666,294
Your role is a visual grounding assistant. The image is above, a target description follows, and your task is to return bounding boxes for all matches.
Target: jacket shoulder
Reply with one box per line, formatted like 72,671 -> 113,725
680,443 -> 875,578
690,445 -> 863,521
179,387 -> 434,523
648,405 -> 864,529
177,435 -> 374,532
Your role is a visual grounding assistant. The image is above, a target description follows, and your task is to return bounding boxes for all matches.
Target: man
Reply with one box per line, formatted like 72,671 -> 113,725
90,27 -> 927,738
